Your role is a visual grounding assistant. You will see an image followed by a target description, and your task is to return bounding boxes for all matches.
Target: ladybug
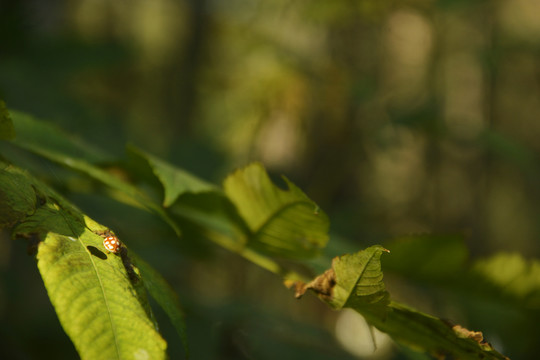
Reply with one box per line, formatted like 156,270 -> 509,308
103,235 -> 122,253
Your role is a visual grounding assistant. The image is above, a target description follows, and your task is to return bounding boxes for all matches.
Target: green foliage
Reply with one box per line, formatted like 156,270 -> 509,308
0,169 -> 36,227
2,1 -> 540,357
9,110 -> 110,163
1,165 -> 169,359
362,302 -> 508,360
133,255 -> 188,355
127,145 -> 216,207
36,227 -> 167,360
471,252 -> 540,310
330,246 -> 390,310
9,110 -> 181,236
224,163 -> 329,258
296,246 -> 508,360
0,108 -> 518,359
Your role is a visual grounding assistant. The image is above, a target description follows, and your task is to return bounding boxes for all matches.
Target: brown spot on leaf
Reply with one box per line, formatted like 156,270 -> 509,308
452,325 -> 484,342
451,324 -> 497,352
294,268 -> 336,299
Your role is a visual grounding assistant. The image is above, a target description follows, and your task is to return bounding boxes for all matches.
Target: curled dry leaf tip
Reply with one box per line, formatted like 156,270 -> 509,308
294,269 -> 336,300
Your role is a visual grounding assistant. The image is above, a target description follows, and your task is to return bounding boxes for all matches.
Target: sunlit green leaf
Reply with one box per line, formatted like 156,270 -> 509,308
223,163 -> 329,258
36,221 -> 168,360
1,166 -> 168,360
329,245 -> 390,310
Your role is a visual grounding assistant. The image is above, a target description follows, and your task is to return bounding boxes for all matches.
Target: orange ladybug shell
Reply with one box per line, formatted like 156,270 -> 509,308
103,235 -> 121,253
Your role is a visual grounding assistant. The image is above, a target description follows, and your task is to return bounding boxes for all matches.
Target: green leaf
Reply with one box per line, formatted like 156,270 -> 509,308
7,110 -> 181,236
0,100 -> 15,140
127,145 -> 216,207
170,191 -> 249,248
1,166 -> 168,360
471,252 -> 540,310
9,110 -> 111,163
223,163 -> 329,258
35,219 -> 168,360
134,255 -> 188,356
361,302 -> 509,360
0,165 -> 37,228
330,245 -> 390,310
296,245 -> 509,359
293,245 -> 389,311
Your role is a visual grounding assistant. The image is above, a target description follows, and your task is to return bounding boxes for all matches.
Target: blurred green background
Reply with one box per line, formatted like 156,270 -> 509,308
1,0 -> 539,359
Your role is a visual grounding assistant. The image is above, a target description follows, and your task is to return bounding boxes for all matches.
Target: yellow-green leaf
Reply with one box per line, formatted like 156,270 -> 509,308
2,166 -> 169,359
330,245 -> 390,310
223,163 -> 329,258
36,222 -> 168,360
